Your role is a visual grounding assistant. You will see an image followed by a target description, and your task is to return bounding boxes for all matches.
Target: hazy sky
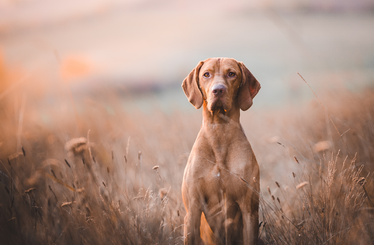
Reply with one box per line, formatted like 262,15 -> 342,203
1,0 -> 373,107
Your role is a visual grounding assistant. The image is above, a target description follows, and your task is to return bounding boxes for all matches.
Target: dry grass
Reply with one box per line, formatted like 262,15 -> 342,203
0,64 -> 374,244
260,152 -> 373,244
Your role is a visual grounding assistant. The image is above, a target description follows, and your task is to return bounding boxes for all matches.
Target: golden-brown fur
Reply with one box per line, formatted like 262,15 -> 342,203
181,58 -> 261,245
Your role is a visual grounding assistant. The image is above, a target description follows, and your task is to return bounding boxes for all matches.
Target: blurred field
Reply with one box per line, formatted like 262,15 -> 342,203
1,0 -> 374,244
2,0 -> 374,104
1,55 -> 374,244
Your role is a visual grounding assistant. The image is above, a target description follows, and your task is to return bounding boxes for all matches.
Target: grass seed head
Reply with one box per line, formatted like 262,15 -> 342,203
296,181 -> 308,189
22,146 -> 26,156
275,181 -> 280,188
159,188 -> 167,200
294,156 -> 299,164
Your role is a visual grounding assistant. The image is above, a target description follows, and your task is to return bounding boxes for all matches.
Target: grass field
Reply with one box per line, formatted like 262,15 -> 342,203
1,62 -> 374,244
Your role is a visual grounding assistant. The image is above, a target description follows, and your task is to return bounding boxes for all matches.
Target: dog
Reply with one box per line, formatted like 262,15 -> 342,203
181,58 -> 261,245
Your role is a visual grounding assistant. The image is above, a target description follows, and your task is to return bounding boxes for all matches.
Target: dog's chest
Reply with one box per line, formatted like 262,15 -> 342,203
195,154 -> 244,200
197,163 -> 245,221
191,138 -> 253,196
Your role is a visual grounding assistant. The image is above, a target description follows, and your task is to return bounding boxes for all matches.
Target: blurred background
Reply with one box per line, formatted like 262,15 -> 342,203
1,1 -> 374,244
1,0 -> 374,110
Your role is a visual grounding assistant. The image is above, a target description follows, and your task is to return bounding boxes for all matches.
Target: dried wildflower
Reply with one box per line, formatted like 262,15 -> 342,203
296,181 -> 308,189
65,137 -> 87,154
61,201 -> 73,207
357,177 -> 365,185
159,188 -> 168,200
8,152 -> 23,163
313,140 -> 332,152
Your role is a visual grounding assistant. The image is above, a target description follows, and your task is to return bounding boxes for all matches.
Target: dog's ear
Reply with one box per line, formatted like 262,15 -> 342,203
182,61 -> 204,109
237,62 -> 261,111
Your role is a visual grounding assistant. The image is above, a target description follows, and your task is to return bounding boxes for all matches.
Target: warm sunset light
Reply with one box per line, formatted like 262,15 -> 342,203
0,1 -> 373,244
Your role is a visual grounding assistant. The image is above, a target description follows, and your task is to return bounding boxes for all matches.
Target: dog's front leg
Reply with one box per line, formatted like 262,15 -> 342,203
240,204 -> 259,245
184,202 -> 203,245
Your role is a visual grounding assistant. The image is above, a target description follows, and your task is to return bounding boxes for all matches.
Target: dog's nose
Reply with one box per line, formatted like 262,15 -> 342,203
212,84 -> 226,97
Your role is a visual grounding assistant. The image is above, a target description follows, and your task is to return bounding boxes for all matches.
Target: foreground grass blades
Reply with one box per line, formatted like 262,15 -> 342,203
0,83 -> 374,244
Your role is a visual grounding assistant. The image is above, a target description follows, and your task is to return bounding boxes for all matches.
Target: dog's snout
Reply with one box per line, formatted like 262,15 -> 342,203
212,84 -> 226,97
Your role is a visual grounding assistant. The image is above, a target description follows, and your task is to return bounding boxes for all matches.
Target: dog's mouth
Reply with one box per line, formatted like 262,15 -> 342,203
208,98 -> 227,114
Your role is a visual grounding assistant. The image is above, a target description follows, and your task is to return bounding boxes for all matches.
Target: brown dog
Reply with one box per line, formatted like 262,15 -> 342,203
181,58 -> 261,245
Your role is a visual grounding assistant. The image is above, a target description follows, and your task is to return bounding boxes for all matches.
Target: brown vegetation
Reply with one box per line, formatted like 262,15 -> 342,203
0,62 -> 374,244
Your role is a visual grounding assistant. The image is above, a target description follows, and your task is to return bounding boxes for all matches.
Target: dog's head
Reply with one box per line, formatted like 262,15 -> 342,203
182,58 -> 260,113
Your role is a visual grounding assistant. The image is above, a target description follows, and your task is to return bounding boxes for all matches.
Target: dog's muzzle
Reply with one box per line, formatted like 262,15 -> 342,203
211,84 -> 227,97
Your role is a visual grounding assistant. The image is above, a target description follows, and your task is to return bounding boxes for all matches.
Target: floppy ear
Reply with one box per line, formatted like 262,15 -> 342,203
237,62 -> 261,111
182,61 -> 204,109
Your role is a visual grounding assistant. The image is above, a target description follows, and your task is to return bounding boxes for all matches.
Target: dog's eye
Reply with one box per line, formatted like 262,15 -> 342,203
228,72 -> 236,77
203,72 -> 210,78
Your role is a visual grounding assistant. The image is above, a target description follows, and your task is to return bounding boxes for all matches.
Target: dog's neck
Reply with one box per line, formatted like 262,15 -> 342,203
201,102 -> 242,135
200,102 -> 244,165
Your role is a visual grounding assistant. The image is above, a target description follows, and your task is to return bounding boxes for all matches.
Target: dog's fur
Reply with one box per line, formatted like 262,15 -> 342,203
181,58 -> 261,245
